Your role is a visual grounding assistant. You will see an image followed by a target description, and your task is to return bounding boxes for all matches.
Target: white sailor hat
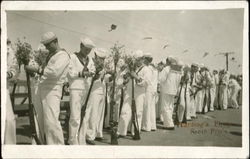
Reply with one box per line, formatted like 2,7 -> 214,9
166,55 -> 174,60
185,63 -> 191,68
80,37 -> 95,49
144,52 -> 152,57
183,63 -> 191,70
41,32 -> 57,45
199,63 -> 205,68
166,56 -> 176,62
94,48 -> 107,58
133,50 -> 144,58
169,57 -> 178,65
191,63 -> 199,67
177,59 -> 184,66
37,44 -> 46,51
160,60 -> 166,65
37,44 -> 49,53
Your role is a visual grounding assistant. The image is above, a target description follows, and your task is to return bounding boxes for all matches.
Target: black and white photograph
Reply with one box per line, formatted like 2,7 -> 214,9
1,1 -> 249,158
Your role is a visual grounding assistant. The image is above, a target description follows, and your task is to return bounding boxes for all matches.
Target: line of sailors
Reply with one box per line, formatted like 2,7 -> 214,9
4,32 -> 242,145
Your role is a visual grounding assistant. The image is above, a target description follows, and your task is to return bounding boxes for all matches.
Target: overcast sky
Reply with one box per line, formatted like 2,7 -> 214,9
7,9 -> 244,74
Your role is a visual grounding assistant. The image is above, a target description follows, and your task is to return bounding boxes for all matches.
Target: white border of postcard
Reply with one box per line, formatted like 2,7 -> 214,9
1,1 -> 249,158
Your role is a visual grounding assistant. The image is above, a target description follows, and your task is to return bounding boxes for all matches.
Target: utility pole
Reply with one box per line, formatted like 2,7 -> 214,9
216,52 -> 235,71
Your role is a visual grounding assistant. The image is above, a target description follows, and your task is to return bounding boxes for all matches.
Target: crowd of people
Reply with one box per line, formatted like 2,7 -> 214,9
4,32 -> 242,145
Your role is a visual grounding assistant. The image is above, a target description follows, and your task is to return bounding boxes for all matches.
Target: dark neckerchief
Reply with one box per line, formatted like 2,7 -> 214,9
45,48 -> 66,66
191,73 -> 194,85
136,65 -> 144,75
75,52 -> 89,70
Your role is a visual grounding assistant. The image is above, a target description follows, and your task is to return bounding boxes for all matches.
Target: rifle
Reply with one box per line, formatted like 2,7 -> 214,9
202,74 -> 212,113
26,71 -> 43,145
131,78 -> 140,140
190,85 -> 202,99
174,83 -> 183,126
10,81 -> 17,110
61,82 -> 69,100
182,81 -> 188,123
217,81 -> 221,110
202,87 -> 207,114
109,59 -> 118,145
103,83 -> 108,129
119,88 -> 124,118
78,71 -> 99,133
208,88 -> 211,112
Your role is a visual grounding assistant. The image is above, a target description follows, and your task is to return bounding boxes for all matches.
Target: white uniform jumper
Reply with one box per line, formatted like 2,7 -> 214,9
38,49 -> 70,145
117,66 -> 147,135
142,65 -> 157,131
213,74 -> 219,109
86,70 -> 110,141
208,72 -> 216,111
228,79 -> 241,109
67,53 -> 94,145
219,72 -> 230,110
160,67 -> 182,128
151,65 -> 159,130
194,72 -> 204,113
158,67 -> 168,121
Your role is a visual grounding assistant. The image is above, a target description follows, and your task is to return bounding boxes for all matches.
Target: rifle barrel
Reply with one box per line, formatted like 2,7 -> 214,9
79,73 -> 97,132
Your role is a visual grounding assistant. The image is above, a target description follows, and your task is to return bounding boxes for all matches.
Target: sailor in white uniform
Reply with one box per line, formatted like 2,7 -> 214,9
142,52 -> 157,131
67,37 -> 95,145
160,57 -> 182,129
228,75 -> 241,109
25,32 -> 70,145
177,64 -> 192,123
117,50 -> 147,136
219,70 -> 230,110
85,48 -> 111,145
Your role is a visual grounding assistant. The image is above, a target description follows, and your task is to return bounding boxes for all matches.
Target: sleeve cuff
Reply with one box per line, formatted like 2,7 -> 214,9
7,72 -> 13,79
38,67 -> 44,75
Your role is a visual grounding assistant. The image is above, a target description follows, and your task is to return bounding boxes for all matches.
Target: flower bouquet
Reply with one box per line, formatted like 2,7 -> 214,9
110,43 -> 125,66
109,42 -> 125,145
33,44 -> 49,68
123,52 -> 138,72
15,37 -> 33,67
